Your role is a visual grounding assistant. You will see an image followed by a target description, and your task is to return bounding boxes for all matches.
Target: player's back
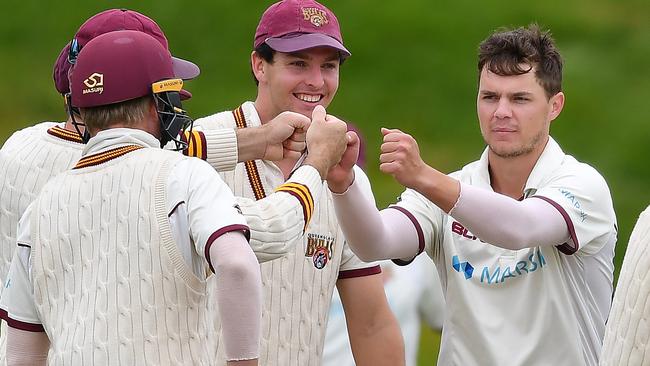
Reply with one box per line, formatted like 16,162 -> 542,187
0,122 -> 84,284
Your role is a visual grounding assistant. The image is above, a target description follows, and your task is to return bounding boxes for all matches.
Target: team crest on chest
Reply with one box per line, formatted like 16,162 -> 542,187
305,233 -> 335,269
301,7 -> 329,27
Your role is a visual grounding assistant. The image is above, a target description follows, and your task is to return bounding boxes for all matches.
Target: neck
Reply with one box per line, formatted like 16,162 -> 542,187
488,140 -> 547,199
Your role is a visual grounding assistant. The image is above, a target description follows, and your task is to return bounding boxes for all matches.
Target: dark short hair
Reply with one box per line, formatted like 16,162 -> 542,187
478,24 -> 563,99
251,43 -> 346,86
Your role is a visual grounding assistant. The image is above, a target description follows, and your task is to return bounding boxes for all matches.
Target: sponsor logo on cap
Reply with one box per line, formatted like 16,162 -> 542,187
82,73 -> 104,95
301,7 -> 329,27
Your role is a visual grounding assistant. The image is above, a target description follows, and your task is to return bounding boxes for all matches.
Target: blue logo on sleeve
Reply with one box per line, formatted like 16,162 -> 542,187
452,255 -> 474,279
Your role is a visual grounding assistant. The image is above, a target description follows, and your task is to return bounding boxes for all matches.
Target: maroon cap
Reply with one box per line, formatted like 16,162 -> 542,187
254,0 -> 350,57
70,30 -> 177,108
53,8 -> 199,94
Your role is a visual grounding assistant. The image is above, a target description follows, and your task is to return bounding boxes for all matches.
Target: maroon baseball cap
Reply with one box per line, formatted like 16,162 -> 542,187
70,30 -> 178,108
254,0 -> 350,58
54,8 -> 199,95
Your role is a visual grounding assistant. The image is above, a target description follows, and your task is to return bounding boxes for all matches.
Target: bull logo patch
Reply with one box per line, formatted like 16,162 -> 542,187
305,233 -> 334,269
301,7 -> 329,27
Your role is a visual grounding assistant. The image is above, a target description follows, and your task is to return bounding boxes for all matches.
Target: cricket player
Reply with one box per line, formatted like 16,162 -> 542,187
0,8 -> 202,363
600,205 -> 650,365
0,30 -> 266,365
189,1 -> 405,365
328,25 -> 617,365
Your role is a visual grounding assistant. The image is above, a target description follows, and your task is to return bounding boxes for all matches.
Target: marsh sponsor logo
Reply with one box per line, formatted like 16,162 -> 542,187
82,73 -> 104,95
302,7 -> 329,27
479,248 -> 547,284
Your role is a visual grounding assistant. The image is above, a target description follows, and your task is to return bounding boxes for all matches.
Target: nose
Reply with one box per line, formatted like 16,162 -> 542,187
494,99 -> 512,119
305,66 -> 325,89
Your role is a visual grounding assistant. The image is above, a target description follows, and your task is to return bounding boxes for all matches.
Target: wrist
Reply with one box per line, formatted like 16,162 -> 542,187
303,155 -> 330,179
328,170 -> 355,194
236,128 -> 266,161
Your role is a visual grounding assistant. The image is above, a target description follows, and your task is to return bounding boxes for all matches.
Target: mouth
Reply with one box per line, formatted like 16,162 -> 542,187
493,127 -> 516,133
294,93 -> 324,104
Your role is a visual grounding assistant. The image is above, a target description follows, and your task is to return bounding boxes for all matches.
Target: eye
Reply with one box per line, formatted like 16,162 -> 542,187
482,94 -> 497,101
513,96 -> 530,103
322,62 -> 338,70
290,60 -> 307,68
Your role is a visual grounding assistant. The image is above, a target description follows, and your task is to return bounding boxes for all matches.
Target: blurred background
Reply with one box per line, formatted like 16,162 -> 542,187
1,1 -> 648,364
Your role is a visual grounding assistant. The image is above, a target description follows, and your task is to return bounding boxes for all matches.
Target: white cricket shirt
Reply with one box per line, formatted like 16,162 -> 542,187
394,137 -> 617,366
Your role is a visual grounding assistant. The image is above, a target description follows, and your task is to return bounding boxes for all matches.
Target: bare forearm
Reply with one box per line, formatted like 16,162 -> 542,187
409,165 -> 460,213
349,319 -> 405,366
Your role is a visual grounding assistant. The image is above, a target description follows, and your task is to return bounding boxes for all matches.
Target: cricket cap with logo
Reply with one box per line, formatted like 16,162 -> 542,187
254,0 -> 350,58
53,8 -> 199,95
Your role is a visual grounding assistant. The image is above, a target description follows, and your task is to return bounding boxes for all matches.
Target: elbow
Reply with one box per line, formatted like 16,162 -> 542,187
217,252 -> 261,284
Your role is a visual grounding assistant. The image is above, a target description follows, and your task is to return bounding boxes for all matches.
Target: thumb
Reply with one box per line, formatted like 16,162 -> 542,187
312,105 -> 326,123
381,127 -> 393,136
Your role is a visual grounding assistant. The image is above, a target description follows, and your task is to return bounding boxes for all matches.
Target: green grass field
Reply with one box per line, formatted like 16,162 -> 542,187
1,1 -> 649,364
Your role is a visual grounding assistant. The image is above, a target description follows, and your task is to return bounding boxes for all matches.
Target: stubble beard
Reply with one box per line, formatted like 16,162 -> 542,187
488,128 -> 546,159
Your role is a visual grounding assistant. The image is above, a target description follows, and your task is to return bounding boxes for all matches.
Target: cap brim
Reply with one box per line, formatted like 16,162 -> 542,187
180,89 -> 192,100
172,56 -> 200,80
265,33 -> 351,58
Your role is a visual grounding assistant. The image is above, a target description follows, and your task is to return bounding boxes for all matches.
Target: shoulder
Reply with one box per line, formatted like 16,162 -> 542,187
2,122 -> 56,148
195,110 -> 238,130
546,155 -> 612,197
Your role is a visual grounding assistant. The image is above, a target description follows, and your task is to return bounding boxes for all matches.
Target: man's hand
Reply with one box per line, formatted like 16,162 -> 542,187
379,128 -> 428,189
261,111 -> 310,161
326,127 -> 359,193
304,106 -> 348,179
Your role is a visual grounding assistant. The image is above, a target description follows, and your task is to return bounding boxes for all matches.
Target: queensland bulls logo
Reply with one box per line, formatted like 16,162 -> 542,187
301,7 -> 329,27
305,233 -> 334,269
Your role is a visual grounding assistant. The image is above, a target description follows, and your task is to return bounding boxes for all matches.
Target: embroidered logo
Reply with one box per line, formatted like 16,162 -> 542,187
302,7 -> 329,27
82,73 -> 104,95
305,233 -> 334,269
313,248 -> 329,269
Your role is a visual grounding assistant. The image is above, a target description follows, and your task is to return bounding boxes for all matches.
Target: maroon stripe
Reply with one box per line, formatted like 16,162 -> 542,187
531,195 -> 579,255
388,206 -> 425,265
199,131 -> 207,160
190,131 -> 199,158
338,265 -> 382,279
0,308 -> 45,332
204,224 -> 251,273
168,201 -> 186,218
47,126 -> 84,144
279,189 -> 308,228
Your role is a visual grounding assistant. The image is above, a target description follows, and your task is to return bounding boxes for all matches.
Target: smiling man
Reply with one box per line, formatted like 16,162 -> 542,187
327,24 -> 617,365
192,1 -> 403,365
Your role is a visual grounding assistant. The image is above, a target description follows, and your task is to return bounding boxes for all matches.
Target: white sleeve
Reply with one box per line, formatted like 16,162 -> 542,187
0,205 -> 44,332
238,165 -> 323,263
178,127 -> 239,172
331,175 -> 422,262
168,158 -> 249,273
210,231 -> 262,361
529,165 -> 617,255
448,183 -> 570,250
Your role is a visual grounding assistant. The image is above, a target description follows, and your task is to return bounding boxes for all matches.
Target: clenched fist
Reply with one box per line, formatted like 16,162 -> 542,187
379,128 -> 427,189
304,106 -> 349,179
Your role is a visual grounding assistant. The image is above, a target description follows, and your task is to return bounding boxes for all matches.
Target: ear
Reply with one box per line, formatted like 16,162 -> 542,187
548,91 -> 565,122
251,50 -> 266,83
